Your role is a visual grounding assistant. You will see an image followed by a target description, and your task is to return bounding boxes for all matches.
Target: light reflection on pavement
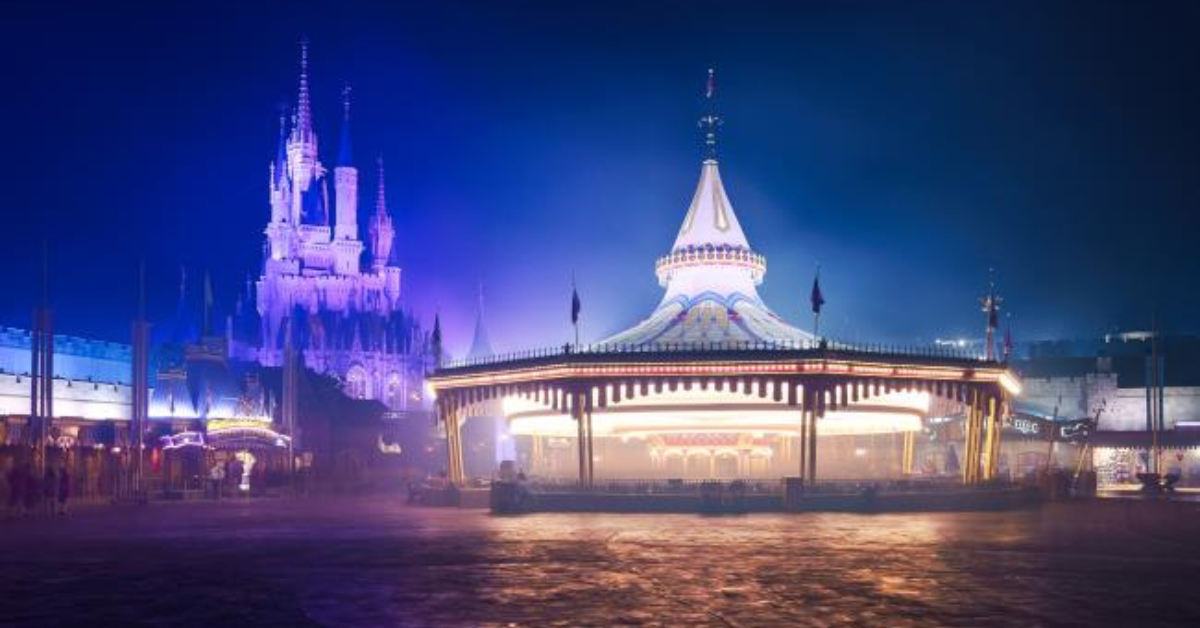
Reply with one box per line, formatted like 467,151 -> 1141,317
2,497 -> 1199,627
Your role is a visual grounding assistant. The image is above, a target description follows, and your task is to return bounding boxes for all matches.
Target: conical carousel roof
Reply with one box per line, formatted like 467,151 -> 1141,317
601,157 -> 815,349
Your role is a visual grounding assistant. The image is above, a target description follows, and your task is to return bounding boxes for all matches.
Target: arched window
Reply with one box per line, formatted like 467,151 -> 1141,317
345,365 -> 368,400
387,371 -> 403,408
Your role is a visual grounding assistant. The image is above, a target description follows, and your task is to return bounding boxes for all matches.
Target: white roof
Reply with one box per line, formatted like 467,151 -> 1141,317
600,156 -> 815,349
671,159 -> 751,252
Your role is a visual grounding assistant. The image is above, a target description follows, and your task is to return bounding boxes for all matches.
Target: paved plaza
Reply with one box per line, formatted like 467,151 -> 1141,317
2,497 -> 1199,627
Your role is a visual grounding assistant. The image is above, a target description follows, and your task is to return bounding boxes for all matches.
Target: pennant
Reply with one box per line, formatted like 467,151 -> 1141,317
810,272 -> 825,315
571,285 -> 582,325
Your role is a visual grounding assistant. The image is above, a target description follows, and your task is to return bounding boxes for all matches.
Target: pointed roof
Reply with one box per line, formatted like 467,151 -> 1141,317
467,284 -> 493,359
337,84 -> 353,168
273,109 -> 288,186
671,69 -> 750,253
671,159 -> 751,252
599,69 -> 814,349
290,38 -> 315,145
374,156 -> 388,220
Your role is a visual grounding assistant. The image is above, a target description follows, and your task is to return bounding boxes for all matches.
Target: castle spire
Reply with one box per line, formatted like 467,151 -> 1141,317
273,105 -> 288,187
368,156 -> 395,272
375,155 -> 387,214
337,83 -> 353,167
292,37 -> 314,144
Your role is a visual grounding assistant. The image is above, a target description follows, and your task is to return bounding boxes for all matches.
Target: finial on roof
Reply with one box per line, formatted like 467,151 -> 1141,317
337,83 -> 353,166
698,67 -> 722,161
376,155 -> 387,213
294,36 -> 313,140
274,103 -> 289,185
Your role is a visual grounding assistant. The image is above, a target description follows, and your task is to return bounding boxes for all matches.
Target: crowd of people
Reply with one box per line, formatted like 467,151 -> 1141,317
4,462 -> 70,518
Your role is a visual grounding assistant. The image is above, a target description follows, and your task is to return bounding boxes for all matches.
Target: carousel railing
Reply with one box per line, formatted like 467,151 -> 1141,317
438,337 -> 999,371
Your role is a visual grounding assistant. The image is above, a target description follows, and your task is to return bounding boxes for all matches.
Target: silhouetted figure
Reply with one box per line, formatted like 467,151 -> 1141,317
5,463 -> 24,517
43,467 -> 57,516
56,465 -> 70,515
23,464 -> 39,514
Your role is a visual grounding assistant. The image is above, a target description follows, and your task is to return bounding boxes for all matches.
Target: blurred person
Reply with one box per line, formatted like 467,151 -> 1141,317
56,464 -> 70,515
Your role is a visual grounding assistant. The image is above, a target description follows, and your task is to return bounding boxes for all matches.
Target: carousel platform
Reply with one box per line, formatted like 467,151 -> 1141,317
481,479 -> 1040,514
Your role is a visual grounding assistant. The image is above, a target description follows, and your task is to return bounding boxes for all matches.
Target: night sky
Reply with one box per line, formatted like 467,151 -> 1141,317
3,1 -> 1197,356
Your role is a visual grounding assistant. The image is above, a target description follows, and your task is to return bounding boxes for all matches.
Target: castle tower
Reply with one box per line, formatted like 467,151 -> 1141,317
368,156 -> 395,274
333,84 -> 364,275
287,38 -> 320,225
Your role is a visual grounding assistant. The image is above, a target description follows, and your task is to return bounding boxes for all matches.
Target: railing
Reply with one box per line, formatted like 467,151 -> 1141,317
512,476 -> 1008,496
438,338 -> 996,371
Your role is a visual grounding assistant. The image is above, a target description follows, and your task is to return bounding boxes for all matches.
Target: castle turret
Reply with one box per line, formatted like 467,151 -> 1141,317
332,84 -> 365,275
368,157 -> 395,274
287,38 -> 320,225
266,110 -> 293,262
334,85 -> 358,241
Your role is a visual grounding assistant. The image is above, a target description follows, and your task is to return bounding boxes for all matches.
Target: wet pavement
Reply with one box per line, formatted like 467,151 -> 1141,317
2,497 -> 1199,627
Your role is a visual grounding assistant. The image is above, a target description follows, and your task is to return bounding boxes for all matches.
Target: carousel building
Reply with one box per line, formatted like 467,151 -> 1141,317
428,72 -> 1021,487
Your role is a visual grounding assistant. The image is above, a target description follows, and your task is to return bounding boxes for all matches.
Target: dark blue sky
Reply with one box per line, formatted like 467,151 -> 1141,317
3,0 -> 1197,355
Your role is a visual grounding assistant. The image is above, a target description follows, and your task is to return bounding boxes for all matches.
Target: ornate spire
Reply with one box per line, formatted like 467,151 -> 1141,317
273,104 -> 288,187
337,83 -> 353,167
292,37 -> 313,143
369,156 -> 395,271
375,155 -> 387,215
698,68 -> 722,161
468,281 -> 493,359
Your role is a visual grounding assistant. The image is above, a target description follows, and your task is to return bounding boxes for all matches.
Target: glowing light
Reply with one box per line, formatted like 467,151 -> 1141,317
498,389 -> 927,438
999,371 -> 1022,395
160,431 -> 206,450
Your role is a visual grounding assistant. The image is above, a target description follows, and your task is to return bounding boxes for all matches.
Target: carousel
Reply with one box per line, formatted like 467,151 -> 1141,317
429,74 -> 1020,487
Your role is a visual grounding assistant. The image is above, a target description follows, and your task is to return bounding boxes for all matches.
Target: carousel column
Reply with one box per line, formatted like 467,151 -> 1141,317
585,389 -> 595,486
807,386 -> 822,485
902,430 -> 916,476
531,435 -> 543,475
573,389 -> 588,488
442,399 -> 464,486
964,389 -> 985,485
798,387 -> 808,485
982,395 -> 1001,481
961,390 -> 975,485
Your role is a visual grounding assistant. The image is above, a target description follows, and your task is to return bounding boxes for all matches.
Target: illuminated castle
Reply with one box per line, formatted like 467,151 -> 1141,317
231,41 -> 428,410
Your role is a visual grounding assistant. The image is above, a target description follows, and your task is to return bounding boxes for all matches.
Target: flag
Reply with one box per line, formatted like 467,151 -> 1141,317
810,271 -> 825,315
571,284 -> 581,325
